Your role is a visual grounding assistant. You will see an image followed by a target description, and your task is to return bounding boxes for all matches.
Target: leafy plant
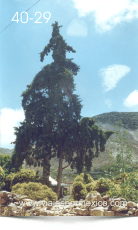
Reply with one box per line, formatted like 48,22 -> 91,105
71,180 -> 87,200
0,166 -> 5,190
94,178 -> 112,195
74,173 -> 94,184
103,121 -> 138,202
3,172 -> 15,191
86,182 -> 96,193
12,182 -> 57,201
12,169 -> 37,185
3,169 -> 40,191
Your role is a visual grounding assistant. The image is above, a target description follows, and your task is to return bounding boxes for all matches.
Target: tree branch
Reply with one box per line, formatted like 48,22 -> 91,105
62,165 -> 69,170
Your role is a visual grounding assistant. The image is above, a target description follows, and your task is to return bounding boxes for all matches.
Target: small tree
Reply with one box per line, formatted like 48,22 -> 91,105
0,154 -> 12,175
105,121 -> 137,199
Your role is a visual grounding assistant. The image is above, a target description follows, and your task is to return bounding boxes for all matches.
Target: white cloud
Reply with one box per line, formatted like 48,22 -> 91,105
0,108 -> 25,149
124,90 -> 138,107
105,99 -> 112,108
67,19 -> 88,36
72,0 -> 138,32
100,64 -> 131,92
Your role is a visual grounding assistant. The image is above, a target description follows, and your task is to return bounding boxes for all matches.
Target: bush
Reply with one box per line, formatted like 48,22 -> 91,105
74,173 -> 94,185
71,181 -> 87,200
0,166 -> 5,189
12,182 -> 57,201
12,169 -> 37,185
106,183 -> 121,197
83,173 -> 94,184
113,172 -> 128,184
72,173 -> 94,200
74,175 -> 84,184
112,172 -> 138,202
95,178 -> 112,195
3,169 -> 40,191
0,154 -> 12,175
86,181 -> 96,193
3,172 -> 15,191
121,184 -> 138,202
113,172 -> 138,188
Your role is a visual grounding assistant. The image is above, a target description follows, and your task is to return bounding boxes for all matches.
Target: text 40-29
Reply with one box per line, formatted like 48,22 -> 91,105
12,12 -> 51,23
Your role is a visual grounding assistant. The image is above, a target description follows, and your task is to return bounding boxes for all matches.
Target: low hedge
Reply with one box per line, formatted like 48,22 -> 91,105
12,169 -> 37,185
3,169 -> 40,191
12,182 -> 57,201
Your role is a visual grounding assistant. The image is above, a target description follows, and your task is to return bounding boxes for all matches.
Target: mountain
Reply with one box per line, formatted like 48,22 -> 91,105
91,112 -> 138,170
0,147 -> 13,156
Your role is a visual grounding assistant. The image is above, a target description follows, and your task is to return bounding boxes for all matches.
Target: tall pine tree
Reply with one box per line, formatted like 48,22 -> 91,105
13,22 -> 113,198
13,22 -> 82,197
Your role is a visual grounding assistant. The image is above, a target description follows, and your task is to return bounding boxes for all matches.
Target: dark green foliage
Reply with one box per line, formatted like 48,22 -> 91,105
12,169 -> 37,185
71,118 -> 112,174
40,22 -> 79,76
3,169 -> 40,192
74,173 -> 94,184
72,170 -> 138,202
71,181 -> 87,201
13,22 -> 82,187
3,172 -> 15,191
12,22 -> 112,195
95,177 -> 122,197
86,182 -> 96,193
12,182 -> 57,201
0,166 -> 5,190
72,173 -> 95,200
95,178 -> 112,195
0,154 -> 13,175
73,175 -> 84,184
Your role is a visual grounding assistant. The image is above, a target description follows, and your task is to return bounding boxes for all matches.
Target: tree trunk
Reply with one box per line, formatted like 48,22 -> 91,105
57,150 -> 63,199
42,154 -> 50,185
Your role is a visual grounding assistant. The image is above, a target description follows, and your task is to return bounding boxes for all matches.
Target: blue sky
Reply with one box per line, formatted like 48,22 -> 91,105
0,0 -> 138,149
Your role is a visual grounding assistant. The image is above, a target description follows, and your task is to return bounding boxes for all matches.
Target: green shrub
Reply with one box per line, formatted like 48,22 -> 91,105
83,173 -> 94,184
12,182 -> 57,201
74,173 -> 94,185
95,178 -> 112,195
121,184 -> 138,202
86,181 -> 96,193
113,172 -> 138,188
74,175 -> 84,184
0,166 -> 5,189
0,154 -> 12,175
3,172 -> 15,191
106,183 -> 121,197
72,173 -> 94,200
71,181 -> 87,200
3,169 -> 40,192
129,172 -> 138,190
113,172 -> 128,184
12,169 -> 37,185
